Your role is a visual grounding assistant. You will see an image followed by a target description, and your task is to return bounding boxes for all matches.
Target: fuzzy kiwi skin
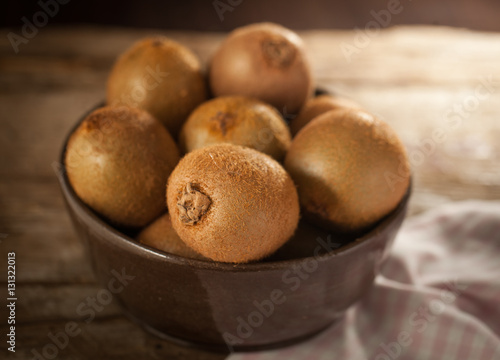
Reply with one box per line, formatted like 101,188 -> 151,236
209,23 -> 313,115
107,36 -> 207,137
285,109 -> 410,234
166,143 -> 300,263
290,95 -> 361,136
65,105 -> 180,228
137,213 -> 207,260
179,96 -> 291,161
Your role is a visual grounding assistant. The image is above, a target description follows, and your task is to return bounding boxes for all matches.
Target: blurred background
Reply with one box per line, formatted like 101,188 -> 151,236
2,0 -> 500,32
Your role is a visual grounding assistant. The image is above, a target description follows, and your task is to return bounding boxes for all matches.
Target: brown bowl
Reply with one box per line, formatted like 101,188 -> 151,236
57,104 -> 411,352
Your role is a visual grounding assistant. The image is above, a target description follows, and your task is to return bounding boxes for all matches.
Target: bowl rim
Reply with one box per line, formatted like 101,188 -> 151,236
59,102 -> 412,273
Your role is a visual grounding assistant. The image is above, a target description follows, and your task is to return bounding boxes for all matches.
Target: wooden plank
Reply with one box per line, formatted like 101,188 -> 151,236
1,318 -> 227,360
304,27 -> 500,85
0,92 -> 103,178
0,179 -> 94,283
0,284 -> 121,324
2,26 -> 500,87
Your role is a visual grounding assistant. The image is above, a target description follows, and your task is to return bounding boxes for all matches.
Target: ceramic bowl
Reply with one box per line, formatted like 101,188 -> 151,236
57,104 -> 411,352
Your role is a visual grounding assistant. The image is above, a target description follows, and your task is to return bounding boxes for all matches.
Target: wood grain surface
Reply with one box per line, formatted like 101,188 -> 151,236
0,25 -> 499,359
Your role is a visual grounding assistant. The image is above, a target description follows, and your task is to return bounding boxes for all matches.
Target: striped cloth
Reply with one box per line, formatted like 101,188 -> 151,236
228,201 -> 500,360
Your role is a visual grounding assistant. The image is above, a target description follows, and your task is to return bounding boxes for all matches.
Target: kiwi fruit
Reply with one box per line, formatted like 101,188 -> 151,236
137,214 -> 207,260
209,22 -> 313,115
65,105 -> 180,228
179,96 -> 291,161
166,143 -> 300,263
284,108 -> 410,234
290,94 -> 361,136
107,36 -> 207,137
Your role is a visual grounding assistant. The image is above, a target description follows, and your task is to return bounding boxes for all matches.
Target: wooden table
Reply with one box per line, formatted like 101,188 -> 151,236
1,25 -> 499,359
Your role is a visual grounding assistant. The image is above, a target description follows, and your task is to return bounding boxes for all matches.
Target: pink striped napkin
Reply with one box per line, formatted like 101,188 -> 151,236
228,201 -> 500,360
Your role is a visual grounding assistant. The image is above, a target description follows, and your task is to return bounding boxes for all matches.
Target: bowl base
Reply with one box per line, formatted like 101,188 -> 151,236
123,308 -> 335,353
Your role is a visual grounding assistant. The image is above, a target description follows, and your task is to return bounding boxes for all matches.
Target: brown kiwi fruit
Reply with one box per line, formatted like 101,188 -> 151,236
209,23 -> 313,115
179,96 -> 291,161
65,105 -> 180,228
107,36 -> 207,137
284,108 -> 410,234
166,143 -> 300,263
137,214 -> 207,260
290,94 -> 361,136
